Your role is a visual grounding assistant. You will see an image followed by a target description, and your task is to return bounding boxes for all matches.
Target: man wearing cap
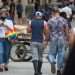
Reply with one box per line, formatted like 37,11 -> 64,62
48,7 -> 69,75
28,11 -> 49,75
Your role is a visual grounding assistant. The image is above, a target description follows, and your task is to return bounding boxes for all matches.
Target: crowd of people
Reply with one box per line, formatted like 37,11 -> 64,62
0,1 -> 75,75
1,0 -> 75,24
28,4 -> 74,75
1,0 -> 23,25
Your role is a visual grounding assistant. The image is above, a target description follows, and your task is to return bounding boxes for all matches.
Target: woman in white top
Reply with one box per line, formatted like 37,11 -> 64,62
0,8 -> 15,72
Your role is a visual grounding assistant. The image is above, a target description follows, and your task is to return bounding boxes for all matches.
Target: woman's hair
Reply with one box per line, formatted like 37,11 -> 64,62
60,12 -> 67,19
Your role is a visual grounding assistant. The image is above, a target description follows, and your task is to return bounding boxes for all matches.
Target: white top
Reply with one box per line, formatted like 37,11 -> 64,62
0,27 -> 5,38
4,19 -> 14,30
0,19 -> 14,38
60,6 -> 72,18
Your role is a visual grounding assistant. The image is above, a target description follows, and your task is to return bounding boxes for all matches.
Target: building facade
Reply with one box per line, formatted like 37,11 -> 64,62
22,0 -> 51,5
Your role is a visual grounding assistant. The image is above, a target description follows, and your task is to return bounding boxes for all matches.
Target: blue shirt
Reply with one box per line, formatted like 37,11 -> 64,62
16,4 -> 23,13
31,19 -> 44,42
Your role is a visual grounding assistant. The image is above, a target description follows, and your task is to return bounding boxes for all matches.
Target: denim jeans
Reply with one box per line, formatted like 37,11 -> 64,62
31,42 -> 44,62
3,40 -> 11,64
48,36 -> 65,70
0,40 -> 4,64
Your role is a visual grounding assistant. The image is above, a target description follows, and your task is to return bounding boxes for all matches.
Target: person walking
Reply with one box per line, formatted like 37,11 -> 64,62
48,7 -> 69,75
0,11 -> 6,72
0,7 -> 16,71
34,1 -> 40,11
9,0 -> 15,20
60,11 -> 72,64
60,12 -> 72,29
16,0 -> 23,25
27,11 -> 49,75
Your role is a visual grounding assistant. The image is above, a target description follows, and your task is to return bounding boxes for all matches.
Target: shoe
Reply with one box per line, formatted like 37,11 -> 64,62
0,68 -> 3,72
34,72 -> 38,75
51,63 -> 56,74
57,70 -> 61,75
38,61 -> 42,75
33,61 -> 38,75
4,67 -> 8,71
39,72 -> 42,75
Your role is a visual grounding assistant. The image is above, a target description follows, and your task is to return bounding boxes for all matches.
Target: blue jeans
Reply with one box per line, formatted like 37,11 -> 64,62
0,40 -> 4,64
3,40 -> 11,64
48,37 -> 65,70
31,42 -> 44,62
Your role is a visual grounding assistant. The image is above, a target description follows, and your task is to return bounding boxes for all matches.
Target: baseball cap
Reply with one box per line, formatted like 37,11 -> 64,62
35,11 -> 43,17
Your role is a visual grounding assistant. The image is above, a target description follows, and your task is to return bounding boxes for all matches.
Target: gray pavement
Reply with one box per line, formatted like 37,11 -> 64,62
0,61 -> 54,75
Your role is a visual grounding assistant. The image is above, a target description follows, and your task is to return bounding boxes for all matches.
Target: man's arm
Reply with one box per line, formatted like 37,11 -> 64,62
63,22 -> 70,42
43,21 -> 49,42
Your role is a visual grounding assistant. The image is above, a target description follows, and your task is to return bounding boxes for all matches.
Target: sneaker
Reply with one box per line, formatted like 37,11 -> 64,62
51,63 -> 56,74
57,70 -> 61,75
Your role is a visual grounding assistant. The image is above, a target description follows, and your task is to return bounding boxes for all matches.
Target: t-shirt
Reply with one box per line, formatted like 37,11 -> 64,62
4,19 -> 16,39
48,16 -> 68,40
0,17 -> 16,38
0,27 -> 5,38
4,19 -> 14,30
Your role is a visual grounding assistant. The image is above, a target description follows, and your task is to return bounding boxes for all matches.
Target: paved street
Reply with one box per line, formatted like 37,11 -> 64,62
0,61 -> 54,75
1,45 -> 52,75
